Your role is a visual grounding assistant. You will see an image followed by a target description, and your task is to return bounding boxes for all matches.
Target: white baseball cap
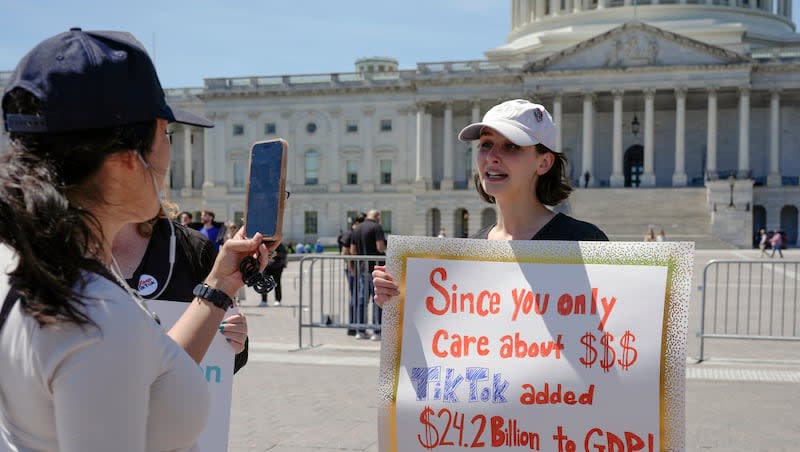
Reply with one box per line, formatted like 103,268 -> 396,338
458,99 -> 558,152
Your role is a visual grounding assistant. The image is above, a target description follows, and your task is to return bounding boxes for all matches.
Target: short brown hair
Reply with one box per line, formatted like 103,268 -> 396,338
473,144 -> 572,206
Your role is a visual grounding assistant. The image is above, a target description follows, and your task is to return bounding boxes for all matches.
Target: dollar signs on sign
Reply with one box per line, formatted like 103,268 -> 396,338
618,330 -> 638,371
599,332 -> 616,373
418,406 -> 439,449
579,332 -> 597,368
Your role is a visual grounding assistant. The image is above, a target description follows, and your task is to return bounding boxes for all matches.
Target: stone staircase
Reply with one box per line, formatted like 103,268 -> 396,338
554,188 -> 735,249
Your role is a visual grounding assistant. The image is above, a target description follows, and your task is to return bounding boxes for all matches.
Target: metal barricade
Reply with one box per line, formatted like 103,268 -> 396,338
698,259 -> 800,361
297,254 -> 385,348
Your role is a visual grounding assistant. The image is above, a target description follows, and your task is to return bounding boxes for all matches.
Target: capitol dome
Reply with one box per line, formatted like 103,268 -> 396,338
489,0 -> 799,62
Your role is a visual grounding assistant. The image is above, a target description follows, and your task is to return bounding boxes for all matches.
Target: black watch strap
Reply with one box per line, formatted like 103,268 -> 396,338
192,283 -> 233,311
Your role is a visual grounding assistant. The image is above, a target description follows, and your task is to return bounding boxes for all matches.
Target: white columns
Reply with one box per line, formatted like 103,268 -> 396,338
768,90 -> 782,186
406,107 -> 415,184
520,0 -> 530,26
202,113 -> 219,188
581,92 -> 594,187
553,93 -> 563,153
672,88 -> 688,186
535,0 -> 546,20
425,110 -> 433,184
512,0 -> 520,28
737,88 -> 750,177
706,89 -> 718,178
363,107 -> 375,190
640,88 -> 656,187
471,100 -> 481,175
610,90 -> 625,187
549,0 -> 560,16
281,110 -> 294,191
183,125 -> 193,191
328,109 -> 341,191
415,102 -> 425,184
441,101 -> 454,190
573,0 -> 583,12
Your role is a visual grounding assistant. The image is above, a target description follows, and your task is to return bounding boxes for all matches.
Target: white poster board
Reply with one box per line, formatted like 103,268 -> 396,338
149,300 -> 235,452
378,237 -> 694,452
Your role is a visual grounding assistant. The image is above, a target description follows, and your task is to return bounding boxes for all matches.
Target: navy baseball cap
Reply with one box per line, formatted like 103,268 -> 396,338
2,28 -> 213,133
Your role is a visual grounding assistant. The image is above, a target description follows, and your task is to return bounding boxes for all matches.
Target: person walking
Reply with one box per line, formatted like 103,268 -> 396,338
758,228 -> 769,258
372,99 -> 607,308
0,28 -> 275,451
770,230 -> 784,258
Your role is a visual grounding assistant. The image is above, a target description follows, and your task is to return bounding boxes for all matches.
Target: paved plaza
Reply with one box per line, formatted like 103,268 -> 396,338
227,247 -> 800,451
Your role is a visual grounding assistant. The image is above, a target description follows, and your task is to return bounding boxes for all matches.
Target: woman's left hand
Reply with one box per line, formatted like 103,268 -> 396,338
219,313 -> 248,354
205,227 -> 279,301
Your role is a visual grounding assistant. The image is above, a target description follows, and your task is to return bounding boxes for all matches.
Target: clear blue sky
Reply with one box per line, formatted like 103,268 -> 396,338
1,0 -> 798,89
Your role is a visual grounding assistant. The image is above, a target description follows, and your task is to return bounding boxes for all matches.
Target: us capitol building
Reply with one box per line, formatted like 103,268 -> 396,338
2,1 -> 799,248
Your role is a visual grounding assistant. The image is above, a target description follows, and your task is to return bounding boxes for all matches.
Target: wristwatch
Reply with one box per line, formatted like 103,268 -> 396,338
192,283 -> 233,311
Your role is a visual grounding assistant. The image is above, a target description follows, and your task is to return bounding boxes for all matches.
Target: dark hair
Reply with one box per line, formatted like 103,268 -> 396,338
0,88 -> 157,326
473,144 -> 573,206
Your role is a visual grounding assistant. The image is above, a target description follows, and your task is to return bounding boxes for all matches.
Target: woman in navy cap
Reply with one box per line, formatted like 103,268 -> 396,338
0,29 -> 275,450
371,99 -> 607,307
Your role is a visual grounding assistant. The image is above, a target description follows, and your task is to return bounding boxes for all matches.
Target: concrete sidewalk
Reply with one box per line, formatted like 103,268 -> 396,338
228,249 -> 800,451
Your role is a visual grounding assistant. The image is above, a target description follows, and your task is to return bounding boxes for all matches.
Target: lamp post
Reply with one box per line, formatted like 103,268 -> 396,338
728,174 -> 735,208
631,115 -> 640,137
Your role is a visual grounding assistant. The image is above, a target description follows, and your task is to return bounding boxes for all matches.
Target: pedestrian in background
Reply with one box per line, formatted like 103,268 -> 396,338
260,242 -> 288,307
343,213 -> 366,337
759,228 -> 769,258
199,209 -> 225,252
351,209 -> 387,341
770,230 -> 784,258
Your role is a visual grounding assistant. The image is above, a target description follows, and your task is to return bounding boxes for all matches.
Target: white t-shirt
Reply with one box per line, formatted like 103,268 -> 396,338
0,246 -> 209,452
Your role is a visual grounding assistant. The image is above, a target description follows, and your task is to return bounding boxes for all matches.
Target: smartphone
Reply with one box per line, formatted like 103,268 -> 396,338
244,139 -> 288,243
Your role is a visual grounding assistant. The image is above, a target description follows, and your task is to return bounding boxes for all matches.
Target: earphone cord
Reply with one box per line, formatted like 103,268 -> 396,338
149,218 -> 176,300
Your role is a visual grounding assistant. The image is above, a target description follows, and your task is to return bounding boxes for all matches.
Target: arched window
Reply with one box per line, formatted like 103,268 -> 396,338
305,149 -> 319,185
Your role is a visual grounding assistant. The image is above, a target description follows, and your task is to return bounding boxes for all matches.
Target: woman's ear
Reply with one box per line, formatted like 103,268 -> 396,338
105,150 -> 140,170
535,152 -> 555,176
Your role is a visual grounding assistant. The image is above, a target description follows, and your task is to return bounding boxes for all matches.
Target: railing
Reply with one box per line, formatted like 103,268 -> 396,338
698,259 -> 800,361
297,254 -> 385,348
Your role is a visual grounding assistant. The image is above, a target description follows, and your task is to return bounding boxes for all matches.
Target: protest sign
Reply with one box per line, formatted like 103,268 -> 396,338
149,300 -> 235,452
378,237 -> 693,451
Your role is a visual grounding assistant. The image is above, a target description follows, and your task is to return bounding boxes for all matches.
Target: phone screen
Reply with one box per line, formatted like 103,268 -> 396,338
245,139 -> 287,241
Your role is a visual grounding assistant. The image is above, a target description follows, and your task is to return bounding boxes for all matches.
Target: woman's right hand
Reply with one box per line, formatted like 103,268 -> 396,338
206,227 -> 278,301
372,265 -> 399,308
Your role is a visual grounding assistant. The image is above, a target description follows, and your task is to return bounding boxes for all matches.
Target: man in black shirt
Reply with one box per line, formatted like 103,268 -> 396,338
350,209 -> 386,341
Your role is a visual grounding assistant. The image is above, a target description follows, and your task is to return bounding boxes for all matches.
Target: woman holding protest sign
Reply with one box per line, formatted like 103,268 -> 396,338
372,99 -> 607,306
0,28 -> 274,450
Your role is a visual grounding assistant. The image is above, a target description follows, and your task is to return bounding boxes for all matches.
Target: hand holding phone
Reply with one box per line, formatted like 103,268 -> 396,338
244,139 -> 288,244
